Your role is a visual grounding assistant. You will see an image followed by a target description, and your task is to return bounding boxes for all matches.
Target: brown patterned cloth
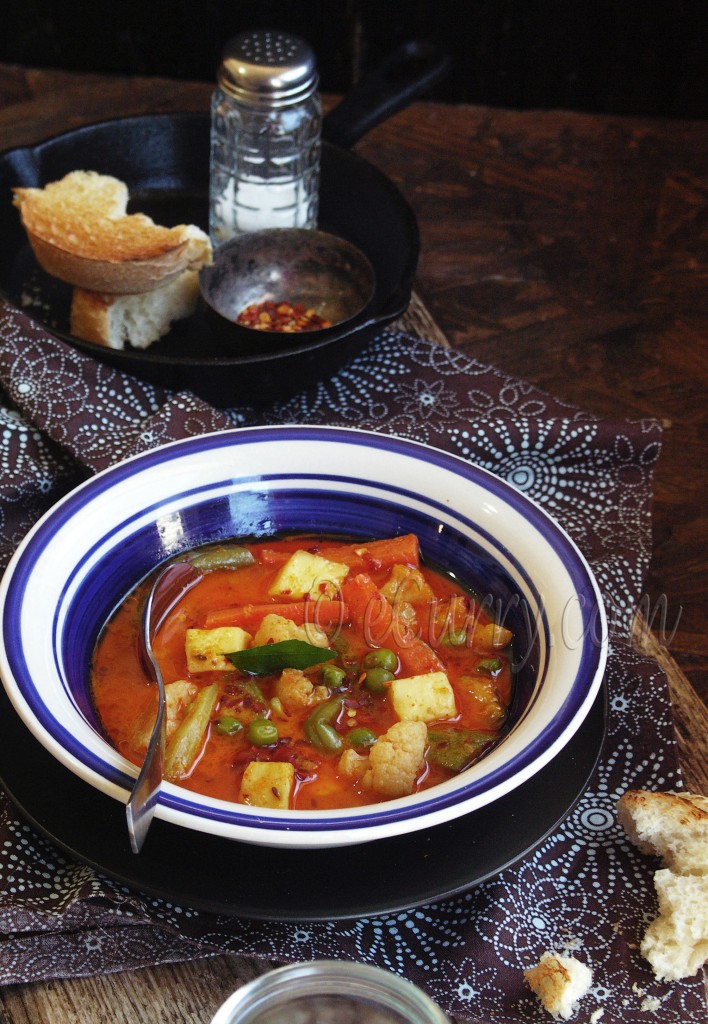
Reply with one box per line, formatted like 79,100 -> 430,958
0,301 -> 703,1023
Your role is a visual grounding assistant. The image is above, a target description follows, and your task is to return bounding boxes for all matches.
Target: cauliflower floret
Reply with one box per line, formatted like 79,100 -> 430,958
133,678 -> 198,751
253,612 -> 329,649
276,667 -> 329,713
363,720 -> 427,798
339,747 -> 370,781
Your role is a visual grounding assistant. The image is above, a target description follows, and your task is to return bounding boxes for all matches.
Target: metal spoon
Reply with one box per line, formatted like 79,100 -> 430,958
126,560 -> 202,854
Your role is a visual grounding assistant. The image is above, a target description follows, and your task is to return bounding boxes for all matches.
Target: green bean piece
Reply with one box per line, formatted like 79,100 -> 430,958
322,664 -> 346,689
270,696 -> 285,716
427,728 -> 494,773
304,697 -> 344,753
313,721 -> 342,752
247,718 -> 279,746
347,727 -> 377,750
164,683 -> 220,781
364,667 -> 394,693
187,545 -> 256,571
215,715 -> 243,736
362,647 -> 397,672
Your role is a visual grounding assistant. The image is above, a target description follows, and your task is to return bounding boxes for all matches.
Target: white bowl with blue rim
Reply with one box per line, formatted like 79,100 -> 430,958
0,426 -> 607,849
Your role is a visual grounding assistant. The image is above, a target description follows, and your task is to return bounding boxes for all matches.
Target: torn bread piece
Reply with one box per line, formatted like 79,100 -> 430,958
617,789 -> 708,981
71,268 -> 201,350
617,789 -> 708,875
13,170 -> 211,293
524,952 -> 593,1020
640,870 -> 708,982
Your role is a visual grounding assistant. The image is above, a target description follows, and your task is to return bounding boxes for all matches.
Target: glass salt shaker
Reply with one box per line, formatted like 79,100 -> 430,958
209,29 -> 322,245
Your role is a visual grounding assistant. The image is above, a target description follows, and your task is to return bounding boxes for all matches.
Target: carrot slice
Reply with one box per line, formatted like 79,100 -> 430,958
396,636 -> 444,676
203,600 -> 349,632
341,572 -> 443,673
341,573 -> 394,646
317,533 -> 420,572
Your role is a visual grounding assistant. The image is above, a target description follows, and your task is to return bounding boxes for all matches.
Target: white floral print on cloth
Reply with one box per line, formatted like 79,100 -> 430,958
0,302 -> 704,1023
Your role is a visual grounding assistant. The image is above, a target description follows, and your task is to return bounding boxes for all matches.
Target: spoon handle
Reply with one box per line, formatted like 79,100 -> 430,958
125,561 -> 201,854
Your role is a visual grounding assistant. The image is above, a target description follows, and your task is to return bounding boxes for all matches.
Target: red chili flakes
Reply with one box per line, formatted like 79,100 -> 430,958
236,300 -> 332,333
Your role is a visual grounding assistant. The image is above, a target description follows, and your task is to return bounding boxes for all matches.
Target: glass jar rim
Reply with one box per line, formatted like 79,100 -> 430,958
209,960 -> 449,1023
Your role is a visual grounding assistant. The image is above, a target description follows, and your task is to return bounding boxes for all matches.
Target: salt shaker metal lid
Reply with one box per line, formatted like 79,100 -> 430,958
217,30 -> 319,107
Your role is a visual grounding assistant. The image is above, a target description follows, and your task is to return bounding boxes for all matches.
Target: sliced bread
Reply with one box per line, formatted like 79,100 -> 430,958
70,269 -> 201,350
13,170 -> 211,293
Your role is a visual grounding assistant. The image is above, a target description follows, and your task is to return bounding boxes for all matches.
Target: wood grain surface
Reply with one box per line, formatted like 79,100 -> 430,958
0,64 -> 705,1023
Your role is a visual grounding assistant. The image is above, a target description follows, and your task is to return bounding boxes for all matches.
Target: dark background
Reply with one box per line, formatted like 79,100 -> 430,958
2,0 -> 706,119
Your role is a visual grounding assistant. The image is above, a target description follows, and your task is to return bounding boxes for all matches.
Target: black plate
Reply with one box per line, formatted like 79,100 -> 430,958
0,113 -> 419,407
0,681 -> 606,921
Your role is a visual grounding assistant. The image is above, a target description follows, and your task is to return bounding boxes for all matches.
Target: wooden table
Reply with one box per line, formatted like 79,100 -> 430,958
0,65 -> 706,1022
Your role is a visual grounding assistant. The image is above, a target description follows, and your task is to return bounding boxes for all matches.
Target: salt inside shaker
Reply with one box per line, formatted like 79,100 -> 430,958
209,29 -> 322,244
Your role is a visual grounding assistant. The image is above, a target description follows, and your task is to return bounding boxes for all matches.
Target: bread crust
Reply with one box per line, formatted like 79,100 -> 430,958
524,952 -> 593,1020
617,789 -> 708,872
26,230 -> 205,293
70,290 -> 115,347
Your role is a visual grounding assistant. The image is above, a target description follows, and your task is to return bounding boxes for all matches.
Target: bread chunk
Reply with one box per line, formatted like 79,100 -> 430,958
13,170 -> 211,293
71,269 -> 201,350
617,789 -> 708,874
640,871 -> 708,981
617,788 -> 708,981
523,952 -> 593,1020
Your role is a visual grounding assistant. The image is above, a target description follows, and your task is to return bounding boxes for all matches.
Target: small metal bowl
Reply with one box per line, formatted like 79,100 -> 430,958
199,228 -> 376,353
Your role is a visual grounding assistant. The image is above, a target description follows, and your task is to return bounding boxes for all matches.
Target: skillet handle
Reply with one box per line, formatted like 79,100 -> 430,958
322,39 -> 452,150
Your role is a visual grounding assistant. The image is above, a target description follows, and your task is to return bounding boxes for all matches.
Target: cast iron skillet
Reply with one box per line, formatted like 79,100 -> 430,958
0,42 -> 449,407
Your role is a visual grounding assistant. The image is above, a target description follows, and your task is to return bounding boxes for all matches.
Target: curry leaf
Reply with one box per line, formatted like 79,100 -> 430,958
227,640 -> 333,675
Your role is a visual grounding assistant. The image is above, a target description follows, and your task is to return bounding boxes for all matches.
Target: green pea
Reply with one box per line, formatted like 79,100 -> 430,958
322,664 -> 346,688
215,715 -> 243,736
348,727 -> 377,750
442,629 -> 467,647
364,667 -> 394,693
247,718 -> 279,746
477,658 -> 502,676
362,648 -> 397,672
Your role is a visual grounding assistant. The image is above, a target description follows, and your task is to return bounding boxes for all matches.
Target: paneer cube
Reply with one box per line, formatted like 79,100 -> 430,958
185,626 -> 252,672
390,671 -> 457,723
240,761 -> 295,809
268,549 -> 349,600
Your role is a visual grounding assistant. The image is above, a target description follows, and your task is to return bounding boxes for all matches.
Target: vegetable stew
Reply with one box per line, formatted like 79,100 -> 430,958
91,533 -> 514,811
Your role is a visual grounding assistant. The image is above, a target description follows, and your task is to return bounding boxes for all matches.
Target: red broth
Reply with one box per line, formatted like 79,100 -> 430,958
91,533 -> 514,811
